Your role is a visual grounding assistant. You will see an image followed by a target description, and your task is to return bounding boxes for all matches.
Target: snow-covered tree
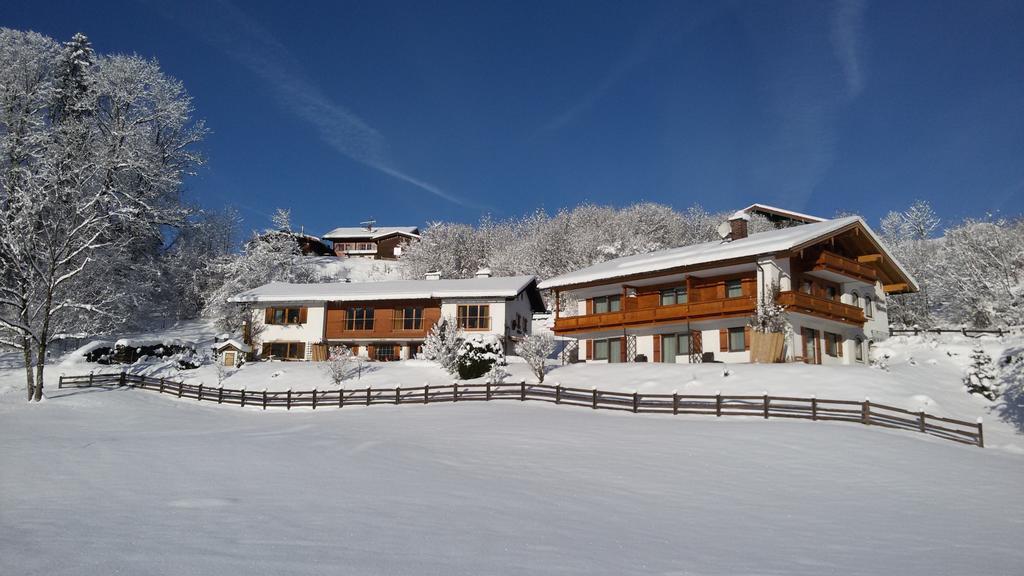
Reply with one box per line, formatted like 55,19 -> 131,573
421,317 -> 462,375
0,29 -> 206,401
271,208 -> 292,232
516,333 -> 556,383
322,344 -> 354,386
749,281 -> 788,334
963,347 -> 999,400
456,334 -> 505,380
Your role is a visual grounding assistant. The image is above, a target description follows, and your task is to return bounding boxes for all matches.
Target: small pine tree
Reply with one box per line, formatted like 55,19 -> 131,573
421,318 -> 462,375
963,347 -> 999,400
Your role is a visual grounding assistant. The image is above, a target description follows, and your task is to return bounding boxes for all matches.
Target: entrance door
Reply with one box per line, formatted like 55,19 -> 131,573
802,328 -> 819,364
608,338 -> 622,363
223,351 -> 235,366
661,334 -> 677,363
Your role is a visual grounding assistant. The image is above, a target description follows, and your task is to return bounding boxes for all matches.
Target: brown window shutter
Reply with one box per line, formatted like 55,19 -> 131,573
265,308 -> 273,324
719,329 -> 728,352
299,307 -> 308,323
693,331 -> 703,355
296,342 -> 306,360
261,343 -> 271,357
837,334 -> 844,357
586,299 -> 593,315
351,345 -> 359,356
653,335 -> 662,362
744,326 -> 751,351
620,337 -> 627,362
586,339 -> 593,360
367,344 -> 375,359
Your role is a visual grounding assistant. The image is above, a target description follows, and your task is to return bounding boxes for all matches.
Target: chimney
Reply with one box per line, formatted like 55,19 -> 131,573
475,267 -> 492,278
424,271 -> 442,281
728,211 -> 750,240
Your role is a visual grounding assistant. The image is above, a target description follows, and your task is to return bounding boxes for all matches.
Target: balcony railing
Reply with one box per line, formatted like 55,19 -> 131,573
777,291 -> 866,325
553,296 -> 756,334
811,251 -> 877,283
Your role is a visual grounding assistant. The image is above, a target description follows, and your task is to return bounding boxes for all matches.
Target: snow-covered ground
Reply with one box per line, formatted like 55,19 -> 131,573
1,327 -> 1022,575
310,256 -> 405,282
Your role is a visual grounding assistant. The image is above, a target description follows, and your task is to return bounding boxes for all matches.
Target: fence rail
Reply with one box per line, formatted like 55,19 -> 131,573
58,372 -> 984,448
889,327 -> 1009,337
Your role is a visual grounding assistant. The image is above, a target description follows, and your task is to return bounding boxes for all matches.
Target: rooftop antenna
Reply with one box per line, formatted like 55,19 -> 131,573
360,218 -> 376,231
716,220 -> 732,241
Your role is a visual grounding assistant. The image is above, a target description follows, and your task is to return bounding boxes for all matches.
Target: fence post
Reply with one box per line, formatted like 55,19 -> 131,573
59,375 -> 64,389
262,389 -> 267,410
159,377 -> 165,394
917,410 -> 926,432
811,395 -> 817,421
240,387 -> 246,408
366,386 -> 371,406
672,390 -> 679,415
763,392 -> 769,419
632,390 -> 639,413
453,382 -> 458,403
286,388 -> 292,410
555,383 -> 561,404
89,371 -> 94,386
592,387 -> 597,409
312,389 -> 318,410
716,391 -> 722,417
218,386 -> 224,404
197,384 -> 203,402
178,381 -> 184,399
119,371 -> 126,387
976,417 -> 984,448
395,386 -> 401,405
424,383 -> 430,404
520,380 -> 526,401
862,397 -> 870,425
486,382 -> 491,401
339,387 -> 345,408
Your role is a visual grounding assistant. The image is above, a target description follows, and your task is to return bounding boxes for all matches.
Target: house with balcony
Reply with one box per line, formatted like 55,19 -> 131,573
321,224 -> 420,259
537,213 -> 917,365
228,272 -> 545,362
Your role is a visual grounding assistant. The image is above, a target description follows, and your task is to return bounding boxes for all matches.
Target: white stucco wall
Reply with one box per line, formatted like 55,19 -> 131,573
440,299 -> 509,337
252,304 -> 326,359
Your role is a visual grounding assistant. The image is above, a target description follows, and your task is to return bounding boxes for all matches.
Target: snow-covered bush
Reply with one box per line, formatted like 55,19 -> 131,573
456,334 -> 505,380
421,318 -> 462,375
322,345 -> 355,386
963,347 -> 999,400
517,333 -> 556,383
749,281 -> 787,333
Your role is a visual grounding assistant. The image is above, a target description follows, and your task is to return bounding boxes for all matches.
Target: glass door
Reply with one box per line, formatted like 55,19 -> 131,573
802,328 -> 819,364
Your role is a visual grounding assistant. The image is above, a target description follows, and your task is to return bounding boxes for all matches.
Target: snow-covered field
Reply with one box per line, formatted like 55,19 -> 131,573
311,256 -> 405,283
1,325 -> 1022,575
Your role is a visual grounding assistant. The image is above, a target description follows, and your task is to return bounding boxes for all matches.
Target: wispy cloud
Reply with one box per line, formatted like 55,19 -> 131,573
151,0 -> 474,208
831,0 -> 868,99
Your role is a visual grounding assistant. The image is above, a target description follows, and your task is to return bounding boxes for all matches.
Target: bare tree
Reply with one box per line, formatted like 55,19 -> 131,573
517,333 -> 556,383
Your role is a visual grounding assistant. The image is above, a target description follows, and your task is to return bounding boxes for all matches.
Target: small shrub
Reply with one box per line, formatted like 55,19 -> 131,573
457,334 -> 505,380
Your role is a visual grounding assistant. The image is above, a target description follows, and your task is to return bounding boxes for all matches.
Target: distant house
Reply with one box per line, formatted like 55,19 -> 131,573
322,224 -> 420,259
742,203 -> 826,227
228,271 -> 545,362
250,230 -> 333,256
538,211 -> 917,366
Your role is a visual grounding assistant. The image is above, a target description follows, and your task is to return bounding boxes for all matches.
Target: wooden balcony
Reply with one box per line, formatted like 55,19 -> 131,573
777,291 -> 866,325
553,296 -> 756,334
810,251 -> 877,284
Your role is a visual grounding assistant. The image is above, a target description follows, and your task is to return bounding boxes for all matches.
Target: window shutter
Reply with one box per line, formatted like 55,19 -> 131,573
586,340 -> 593,360
620,337 -> 627,363
744,326 -> 751,351
367,344 -> 375,359
586,299 -> 593,315
836,334 -> 844,357
299,307 -> 308,323
261,343 -> 271,357
296,342 -> 306,360
265,308 -> 273,324
719,329 -> 728,352
653,335 -> 662,362
693,331 -> 703,355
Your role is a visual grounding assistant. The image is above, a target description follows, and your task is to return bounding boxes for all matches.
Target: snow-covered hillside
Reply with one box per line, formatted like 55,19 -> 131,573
310,256 -> 405,282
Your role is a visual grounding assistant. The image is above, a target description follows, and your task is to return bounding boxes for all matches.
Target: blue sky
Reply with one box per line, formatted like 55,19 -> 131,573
6,0 -> 1023,235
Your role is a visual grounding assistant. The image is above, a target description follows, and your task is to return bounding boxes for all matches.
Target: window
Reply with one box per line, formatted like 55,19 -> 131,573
457,305 -> 490,330
826,286 -> 837,301
728,327 -> 746,352
593,338 -> 622,363
855,337 -> 864,362
393,307 -> 423,330
825,333 -> 839,357
661,332 -> 693,363
374,344 -> 397,361
267,307 -> 304,325
660,286 -> 688,306
346,307 -> 375,330
802,328 -> 818,364
850,291 -> 860,308
593,295 -> 621,314
726,279 -> 743,298
263,342 -> 305,360
864,296 -> 873,318
801,280 -> 813,294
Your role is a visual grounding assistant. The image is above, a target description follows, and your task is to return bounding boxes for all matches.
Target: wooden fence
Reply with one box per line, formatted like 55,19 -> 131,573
889,327 -> 1009,337
58,372 -> 984,448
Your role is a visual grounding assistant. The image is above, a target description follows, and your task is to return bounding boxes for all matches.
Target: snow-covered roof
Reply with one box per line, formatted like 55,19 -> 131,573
229,275 -> 540,304
743,203 -> 825,223
214,339 -> 251,353
321,226 -> 421,240
539,216 -> 917,291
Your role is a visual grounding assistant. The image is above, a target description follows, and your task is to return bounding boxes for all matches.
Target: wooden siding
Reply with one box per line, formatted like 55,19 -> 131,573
555,296 -> 756,334
325,299 -> 441,340
777,291 -> 866,325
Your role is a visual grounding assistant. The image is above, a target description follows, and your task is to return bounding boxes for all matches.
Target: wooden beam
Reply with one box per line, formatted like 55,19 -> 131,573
858,254 -> 883,264
883,283 -> 909,293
